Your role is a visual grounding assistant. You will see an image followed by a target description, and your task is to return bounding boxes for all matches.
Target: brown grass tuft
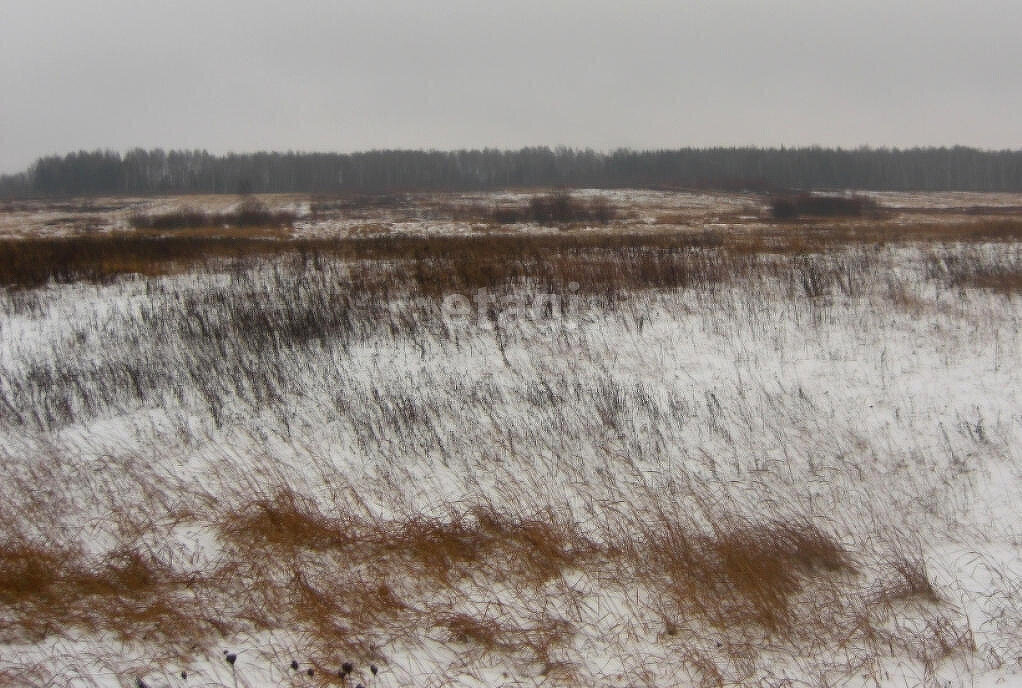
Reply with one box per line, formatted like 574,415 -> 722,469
0,541 -> 64,603
643,518 -> 854,632
220,489 -> 353,552
883,552 -> 940,603
0,538 -> 212,647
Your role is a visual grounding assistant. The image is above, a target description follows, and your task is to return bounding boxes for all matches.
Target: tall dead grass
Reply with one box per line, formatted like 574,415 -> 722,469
3,218 -> 1021,294
0,483 -> 968,686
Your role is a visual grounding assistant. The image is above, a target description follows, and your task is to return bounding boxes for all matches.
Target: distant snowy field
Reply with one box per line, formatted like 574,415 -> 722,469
4,189 -> 1022,238
0,192 -> 1020,687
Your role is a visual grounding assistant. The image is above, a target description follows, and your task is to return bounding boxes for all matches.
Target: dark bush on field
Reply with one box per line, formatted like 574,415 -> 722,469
130,199 -> 295,230
493,193 -> 616,225
130,208 -> 210,230
770,194 -> 880,220
771,197 -> 799,220
231,198 -> 296,227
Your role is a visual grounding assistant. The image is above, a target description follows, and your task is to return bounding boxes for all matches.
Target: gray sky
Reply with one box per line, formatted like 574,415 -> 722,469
1,0 -> 1020,173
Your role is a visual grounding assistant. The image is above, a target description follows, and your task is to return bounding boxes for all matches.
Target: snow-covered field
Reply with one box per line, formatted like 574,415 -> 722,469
0,192 -> 1021,687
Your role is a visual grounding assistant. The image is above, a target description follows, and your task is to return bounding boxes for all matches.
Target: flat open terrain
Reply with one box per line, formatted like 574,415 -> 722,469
1,191 -> 1021,687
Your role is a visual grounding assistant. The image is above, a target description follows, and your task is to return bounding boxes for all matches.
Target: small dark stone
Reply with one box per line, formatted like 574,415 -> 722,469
307,668 -> 315,677
291,660 -> 299,670
180,671 -> 188,680
356,684 -> 365,688
136,680 -> 149,688
225,653 -> 237,666
341,662 -> 354,675
370,664 -> 378,676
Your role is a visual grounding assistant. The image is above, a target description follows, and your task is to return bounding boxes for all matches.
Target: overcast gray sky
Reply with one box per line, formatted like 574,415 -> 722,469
1,0 -> 1020,173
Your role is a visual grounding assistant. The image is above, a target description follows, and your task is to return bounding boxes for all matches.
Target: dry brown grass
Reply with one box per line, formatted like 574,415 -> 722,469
0,473 -> 967,686
220,490 -> 354,552
925,249 -> 1022,293
724,218 -> 1022,254
3,218 -> 1021,297
219,493 -> 599,591
128,223 -> 296,240
637,516 -> 854,633
0,538 -> 212,648
652,211 -> 695,225
882,551 -> 941,604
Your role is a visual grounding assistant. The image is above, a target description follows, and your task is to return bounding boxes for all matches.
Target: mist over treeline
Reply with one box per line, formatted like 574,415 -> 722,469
3,146 -> 1022,198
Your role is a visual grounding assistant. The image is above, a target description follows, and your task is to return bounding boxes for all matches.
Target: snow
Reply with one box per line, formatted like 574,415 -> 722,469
1,192 -> 1021,686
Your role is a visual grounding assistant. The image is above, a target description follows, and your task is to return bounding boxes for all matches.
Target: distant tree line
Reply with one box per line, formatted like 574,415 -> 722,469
3,146 -> 1022,198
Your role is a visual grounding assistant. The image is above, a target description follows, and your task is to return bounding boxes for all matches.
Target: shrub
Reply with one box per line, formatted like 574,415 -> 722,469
130,199 -> 295,230
493,192 -> 616,225
770,193 -> 880,220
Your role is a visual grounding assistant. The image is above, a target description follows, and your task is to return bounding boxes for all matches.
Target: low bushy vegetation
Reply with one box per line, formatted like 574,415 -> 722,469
129,199 -> 295,231
492,192 -> 616,225
770,193 -> 881,219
